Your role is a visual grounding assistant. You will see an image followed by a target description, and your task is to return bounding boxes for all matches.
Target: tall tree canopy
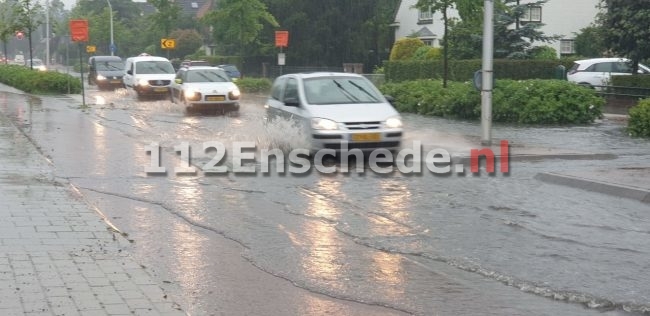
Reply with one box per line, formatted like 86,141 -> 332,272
599,0 -> 650,73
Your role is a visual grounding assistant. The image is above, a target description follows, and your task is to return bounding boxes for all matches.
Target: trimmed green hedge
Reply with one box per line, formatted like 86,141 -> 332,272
379,79 -> 604,124
0,65 -> 82,94
611,75 -> 650,88
628,99 -> 650,137
384,59 -> 577,82
235,77 -> 272,93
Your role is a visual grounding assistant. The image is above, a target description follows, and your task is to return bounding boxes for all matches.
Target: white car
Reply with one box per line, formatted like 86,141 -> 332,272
265,72 -> 403,153
169,66 -> 241,113
123,54 -> 176,100
567,58 -> 650,88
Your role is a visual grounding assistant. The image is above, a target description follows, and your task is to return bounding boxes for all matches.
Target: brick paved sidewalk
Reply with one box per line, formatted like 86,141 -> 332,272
0,106 -> 185,315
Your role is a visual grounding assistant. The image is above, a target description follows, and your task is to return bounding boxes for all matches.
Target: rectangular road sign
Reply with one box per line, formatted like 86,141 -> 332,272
161,38 -> 176,49
69,20 -> 89,42
275,31 -> 289,47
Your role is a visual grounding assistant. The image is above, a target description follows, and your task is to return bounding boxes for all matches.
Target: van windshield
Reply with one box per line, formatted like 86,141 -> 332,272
135,61 -> 175,74
97,61 -> 124,71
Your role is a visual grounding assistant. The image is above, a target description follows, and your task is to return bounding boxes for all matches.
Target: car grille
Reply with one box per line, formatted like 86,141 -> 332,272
324,141 -> 400,150
343,121 -> 381,130
148,80 -> 170,86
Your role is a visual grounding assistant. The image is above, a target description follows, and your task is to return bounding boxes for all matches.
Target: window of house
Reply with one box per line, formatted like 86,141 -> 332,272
521,6 -> 542,22
418,7 -> 433,22
421,39 -> 435,47
560,39 -> 575,55
191,2 -> 198,8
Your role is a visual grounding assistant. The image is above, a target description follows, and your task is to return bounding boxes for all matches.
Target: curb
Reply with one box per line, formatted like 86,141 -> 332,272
535,172 -> 650,204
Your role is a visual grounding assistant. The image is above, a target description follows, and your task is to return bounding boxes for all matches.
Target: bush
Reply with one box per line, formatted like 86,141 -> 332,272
0,65 -> 81,94
379,79 -> 603,124
389,38 -> 425,61
628,99 -> 650,137
235,77 -> 272,93
385,59 -> 571,82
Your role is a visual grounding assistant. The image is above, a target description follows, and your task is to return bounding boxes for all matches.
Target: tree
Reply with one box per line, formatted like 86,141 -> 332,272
494,0 -> 559,59
574,25 -> 605,58
14,0 -> 44,69
414,0 -> 452,87
168,29 -> 203,59
202,0 -> 279,59
0,0 -> 19,64
389,37 -> 425,60
147,0 -> 181,38
599,0 -> 650,74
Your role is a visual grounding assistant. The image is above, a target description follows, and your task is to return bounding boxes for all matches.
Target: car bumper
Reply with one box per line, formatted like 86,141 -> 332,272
96,80 -> 124,89
135,85 -> 170,95
186,102 -> 239,111
311,129 -> 403,152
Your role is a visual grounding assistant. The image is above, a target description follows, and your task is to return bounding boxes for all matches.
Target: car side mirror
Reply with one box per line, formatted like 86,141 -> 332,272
126,70 -> 133,75
175,78 -> 182,84
284,97 -> 300,107
384,95 -> 395,104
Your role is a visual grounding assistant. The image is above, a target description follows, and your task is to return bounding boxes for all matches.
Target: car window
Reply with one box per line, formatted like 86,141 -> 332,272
135,61 -> 175,74
593,62 -> 614,72
614,62 -> 632,73
96,61 -> 124,71
284,78 -> 299,101
175,70 -> 184,80
186,69 -> 230,83
271,78 -> 285,101
304,77 -> 382,105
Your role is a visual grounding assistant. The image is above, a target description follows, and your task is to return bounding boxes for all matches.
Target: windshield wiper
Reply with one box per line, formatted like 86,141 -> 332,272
332,80 -> 360,102
348,80 -> 379,102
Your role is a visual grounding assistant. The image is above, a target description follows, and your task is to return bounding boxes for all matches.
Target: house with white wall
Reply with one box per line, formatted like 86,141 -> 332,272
392,0 -> 600,56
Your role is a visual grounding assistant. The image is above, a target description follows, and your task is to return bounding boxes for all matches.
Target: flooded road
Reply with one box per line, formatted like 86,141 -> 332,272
1,85 -> 649,316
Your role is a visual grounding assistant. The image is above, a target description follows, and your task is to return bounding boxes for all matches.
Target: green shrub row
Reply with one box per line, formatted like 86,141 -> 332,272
0,65 -> 82,94
235,77 -> 272,93
379,79 -> 604,124
384,59 -> 577,82
628,99 -> 650,137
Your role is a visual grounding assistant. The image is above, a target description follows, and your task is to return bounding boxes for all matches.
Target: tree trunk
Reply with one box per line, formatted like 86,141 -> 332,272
28,31 -> 33,70
443,4 -> 449,88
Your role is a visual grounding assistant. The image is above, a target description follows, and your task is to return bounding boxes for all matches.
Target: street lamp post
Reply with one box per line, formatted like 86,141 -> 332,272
45,0 -> 50,67
107,0 -> 114,56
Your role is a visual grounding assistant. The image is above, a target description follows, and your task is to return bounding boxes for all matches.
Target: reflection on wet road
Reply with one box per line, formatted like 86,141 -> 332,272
1,85 -> 648,316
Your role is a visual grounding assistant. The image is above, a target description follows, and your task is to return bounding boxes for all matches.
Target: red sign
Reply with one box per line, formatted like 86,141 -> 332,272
69,19 -> 89,42
15,31 -> 24,40
275,31 -> 289,47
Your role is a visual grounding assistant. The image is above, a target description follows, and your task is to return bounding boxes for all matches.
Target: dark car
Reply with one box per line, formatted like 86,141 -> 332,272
217,64 -> 241,81
88,56 -> 125,90
180,60 -> 211,69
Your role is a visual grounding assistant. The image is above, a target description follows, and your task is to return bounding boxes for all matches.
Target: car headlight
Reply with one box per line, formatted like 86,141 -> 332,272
38,65 -> 47,71
184,89 -> 199,99
138,78 -> 149,86
311,118 -> 339,130
228,88 -> 241,100
96,74 -> 106,80
385,116 -> 403,128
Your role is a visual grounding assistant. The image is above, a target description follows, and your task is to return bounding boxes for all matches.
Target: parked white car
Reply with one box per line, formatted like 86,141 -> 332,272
169,66 -> 241,113
265,72 -> 403,153
567,58 -> 650,88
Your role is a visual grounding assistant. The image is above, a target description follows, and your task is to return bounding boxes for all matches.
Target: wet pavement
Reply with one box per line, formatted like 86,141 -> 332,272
0,82 -> 649,316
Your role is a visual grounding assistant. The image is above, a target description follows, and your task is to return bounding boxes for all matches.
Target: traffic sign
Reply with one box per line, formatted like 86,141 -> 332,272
15,31 -> 24,40
69,19 -> 89,42
275,31 -> 289,47
109,43 -> 117,53
161,38 -> 176,50
86,45 -> 96,53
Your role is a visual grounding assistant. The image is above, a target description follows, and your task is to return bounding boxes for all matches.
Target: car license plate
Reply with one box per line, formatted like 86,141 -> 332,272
206,96 -> 225,101
154,87 -> 167,92
351,133 -> 380,142
110,80 -> 121,84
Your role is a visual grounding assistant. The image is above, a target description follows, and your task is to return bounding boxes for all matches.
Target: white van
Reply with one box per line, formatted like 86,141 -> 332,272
123,54 -> 175,99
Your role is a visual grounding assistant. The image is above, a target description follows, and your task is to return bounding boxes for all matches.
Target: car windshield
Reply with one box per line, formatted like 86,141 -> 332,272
303,77 -> 382,105
220,65 -> 239,73
135,61 -> 175,74
186,69 -> 231,83
97,61 -> 124,71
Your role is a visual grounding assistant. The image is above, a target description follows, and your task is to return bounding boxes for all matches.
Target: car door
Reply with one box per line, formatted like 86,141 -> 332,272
123,59 -> 134,88
590,62 -> 615,86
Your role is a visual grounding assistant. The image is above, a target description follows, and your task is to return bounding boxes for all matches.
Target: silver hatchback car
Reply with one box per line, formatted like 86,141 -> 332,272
265,72 -> 403,152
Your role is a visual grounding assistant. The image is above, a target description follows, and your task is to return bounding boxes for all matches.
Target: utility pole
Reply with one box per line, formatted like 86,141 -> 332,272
481,0 -> 494,146
45,0 -> 50,67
